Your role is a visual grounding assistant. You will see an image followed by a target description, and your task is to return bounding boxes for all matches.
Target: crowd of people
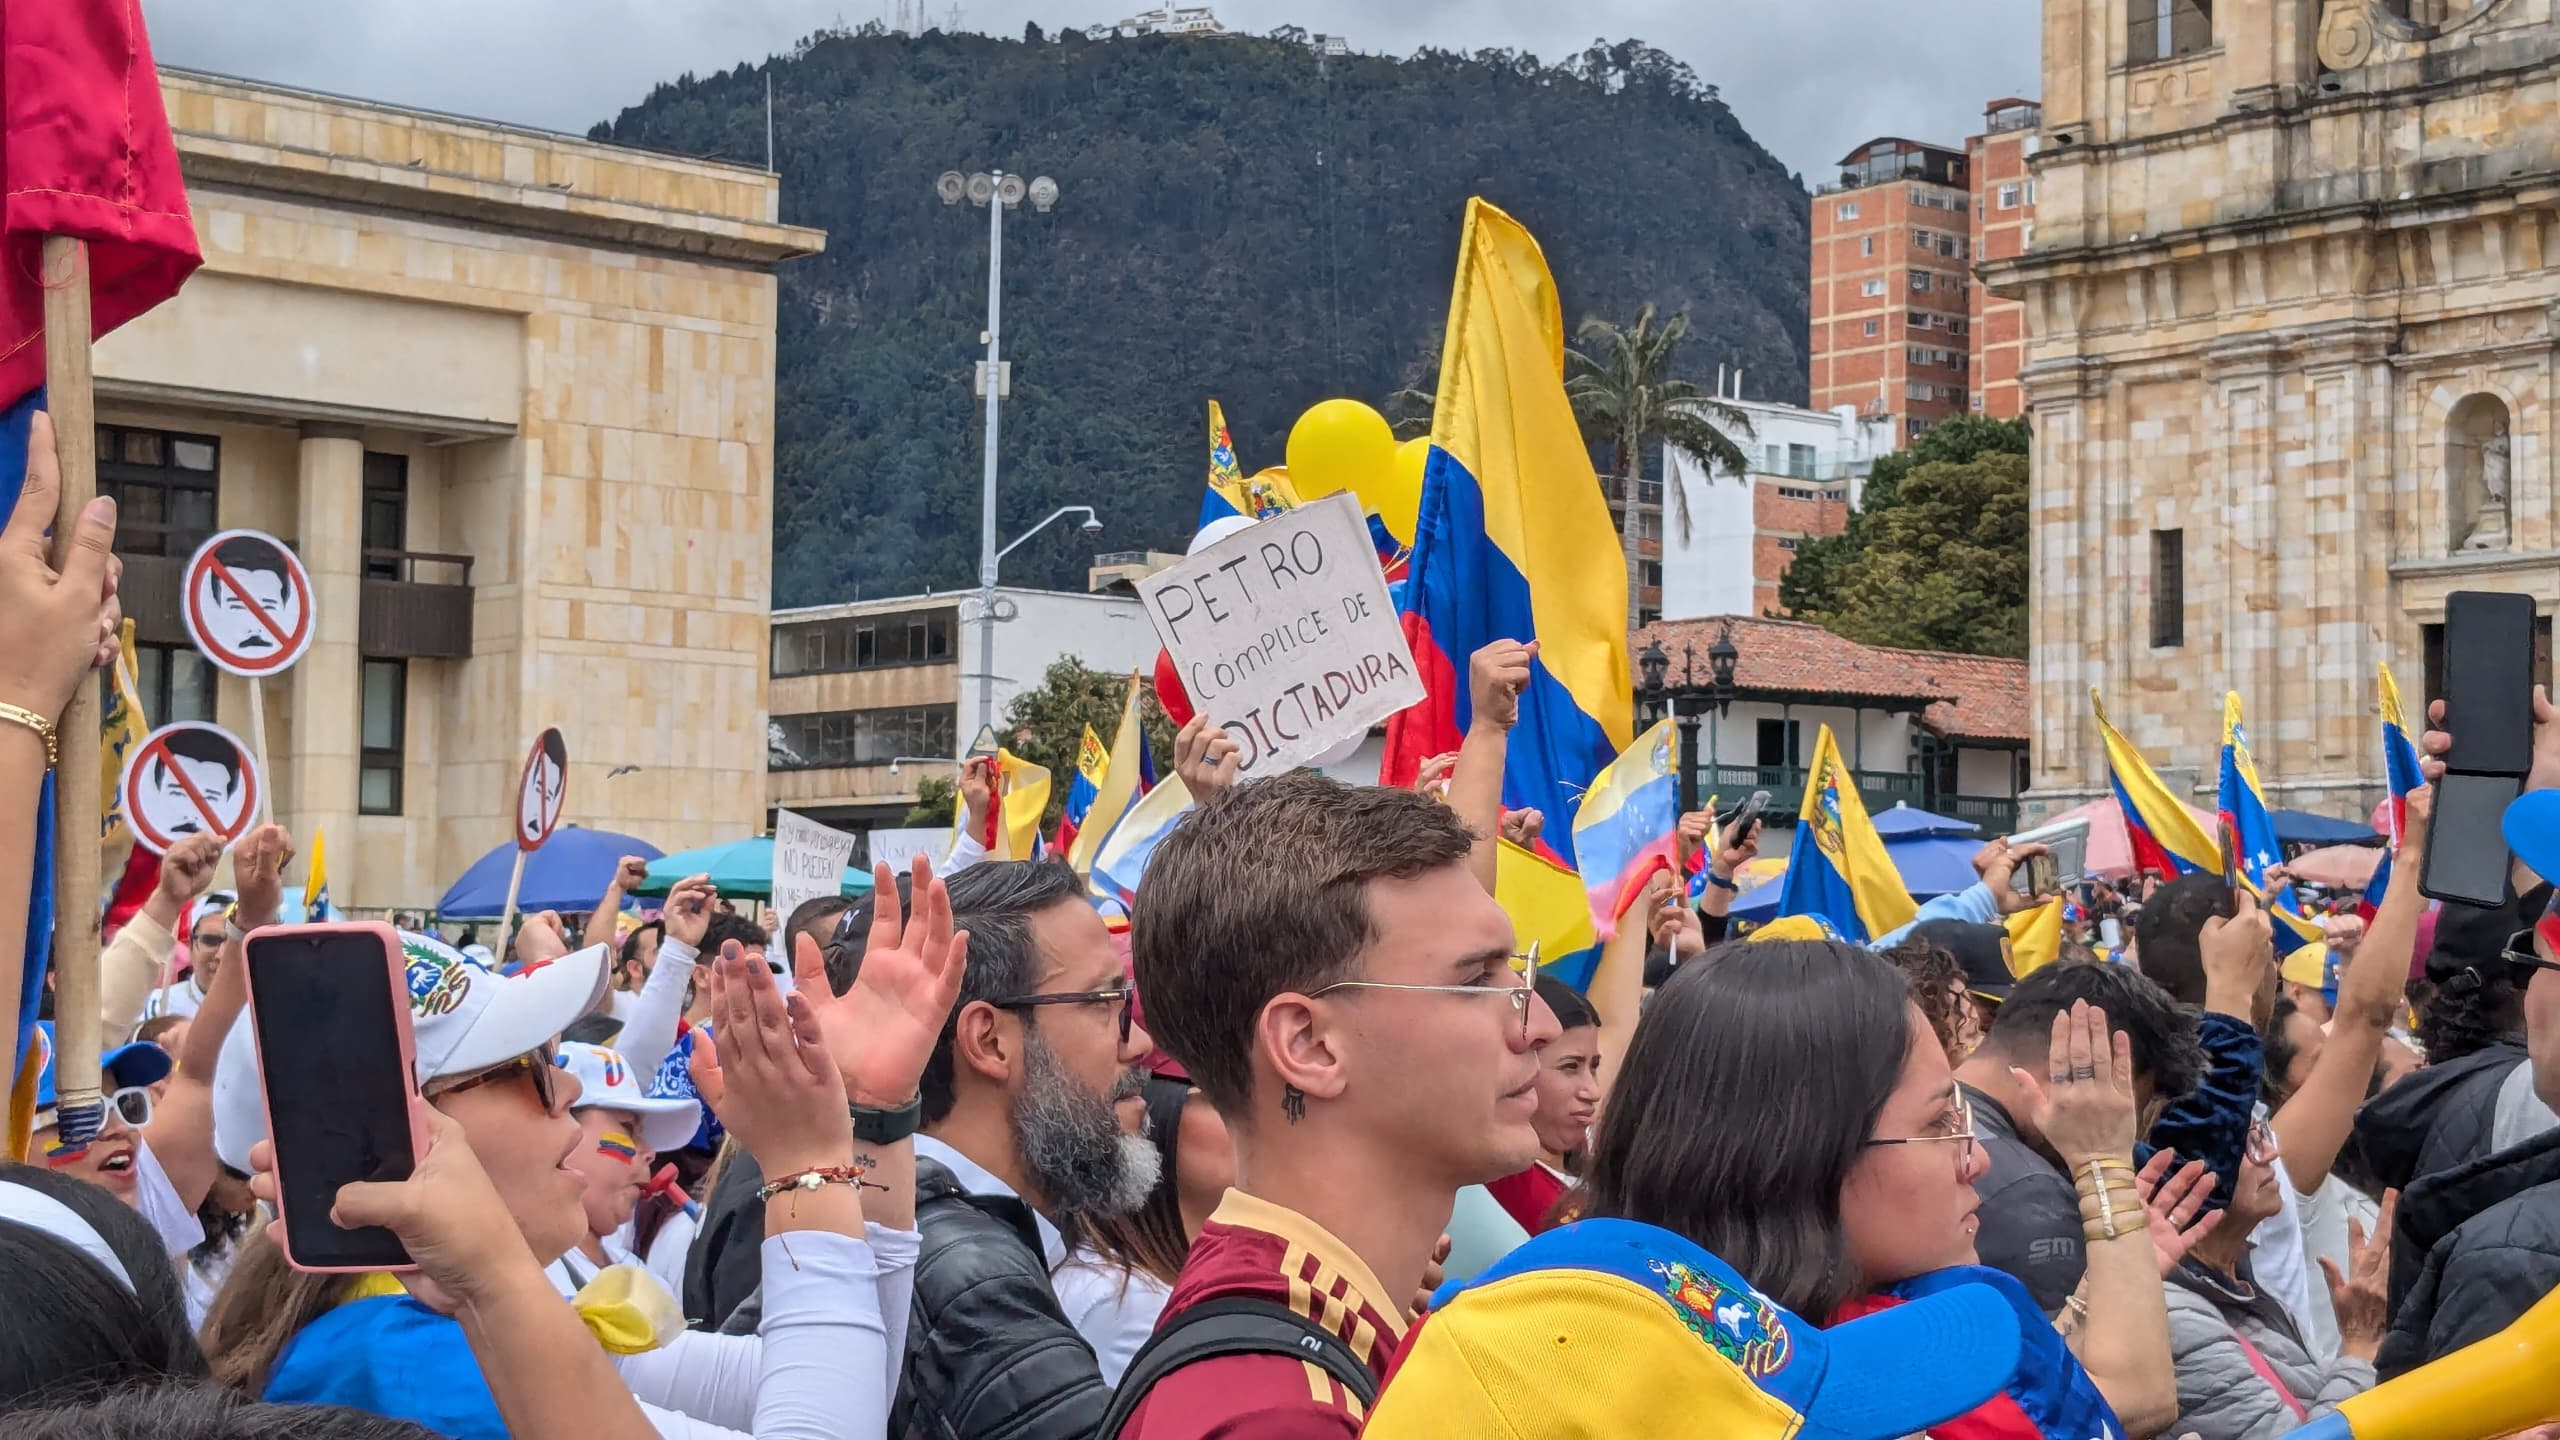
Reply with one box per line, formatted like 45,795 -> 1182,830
5,410 -> 2560,1440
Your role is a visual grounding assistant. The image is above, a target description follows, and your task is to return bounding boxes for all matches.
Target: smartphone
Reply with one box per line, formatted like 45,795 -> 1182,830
243,922 -> 425,1272
2006,816 -> 2090,897
2422,591 -> 2539,908
1719,790 -> 1771,844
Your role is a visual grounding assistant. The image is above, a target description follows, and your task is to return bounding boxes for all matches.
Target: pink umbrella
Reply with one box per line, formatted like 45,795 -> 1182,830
2285,844 -> 2384,891
2038,795 -> 2222,879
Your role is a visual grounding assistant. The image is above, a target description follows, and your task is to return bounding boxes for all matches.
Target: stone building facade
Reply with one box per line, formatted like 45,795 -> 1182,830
1988,0 -> 2558,821
94,69 -> 823,909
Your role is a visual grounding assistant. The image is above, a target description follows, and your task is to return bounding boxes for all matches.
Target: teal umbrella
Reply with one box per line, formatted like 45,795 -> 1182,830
636,837 -> 876,902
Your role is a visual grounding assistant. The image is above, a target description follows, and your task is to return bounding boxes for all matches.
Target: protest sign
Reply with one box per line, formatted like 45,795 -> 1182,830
119,722 -> 261,854
1136,491 -> 1422,778
771,808 -> 859,920
516,729 -> 569,850
867,826 -> 951,875
182,529 -> 314,678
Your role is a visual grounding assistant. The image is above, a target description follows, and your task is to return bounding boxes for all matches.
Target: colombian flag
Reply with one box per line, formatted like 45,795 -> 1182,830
1067,675 -> 1153,879
1775,725 -> 1915,943
2361,662 -> 2423,922
1382,199 -> 1632,868
956,749 -> 1053,861
1197,400 -> 1298,531
1495,838 -> 1600,991
1571,718 -> 1681,941
2217,693 -> 2322,955
1053,727 -> 1109,859
2093,690 -> 2219,879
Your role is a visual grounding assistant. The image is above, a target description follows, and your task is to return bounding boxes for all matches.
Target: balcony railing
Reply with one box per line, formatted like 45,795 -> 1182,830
359,549 -> 474,659
1697,762 -> 2019,837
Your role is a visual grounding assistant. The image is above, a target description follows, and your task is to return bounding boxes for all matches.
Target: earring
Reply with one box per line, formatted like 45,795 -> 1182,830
1282,1084 -> 1307,1124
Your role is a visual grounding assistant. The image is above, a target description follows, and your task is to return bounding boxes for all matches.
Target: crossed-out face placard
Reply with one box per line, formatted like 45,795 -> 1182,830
517,728 -> 568,850
182,529 -> 314,678
119,722 -> 262,854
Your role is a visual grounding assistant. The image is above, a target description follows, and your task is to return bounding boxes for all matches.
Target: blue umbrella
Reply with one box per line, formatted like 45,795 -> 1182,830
1727,829 -> 1989,920
1868,804 -> 1983,840
437,826 -> 663,920
636,836 -> 876,903
2272,808 -> 2382,849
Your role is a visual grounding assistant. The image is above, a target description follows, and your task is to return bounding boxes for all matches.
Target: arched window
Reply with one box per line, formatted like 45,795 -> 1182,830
2447,392 -> 2513,552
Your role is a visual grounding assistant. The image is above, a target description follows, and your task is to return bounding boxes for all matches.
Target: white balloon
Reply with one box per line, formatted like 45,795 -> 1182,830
1188,515 -> 1257,555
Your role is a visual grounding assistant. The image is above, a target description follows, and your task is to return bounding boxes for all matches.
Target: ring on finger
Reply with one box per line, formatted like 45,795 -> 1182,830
2068,1064 -> 2098,1081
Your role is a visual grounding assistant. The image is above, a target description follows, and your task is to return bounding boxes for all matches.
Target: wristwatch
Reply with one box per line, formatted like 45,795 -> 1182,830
851,1095 -> 924,1146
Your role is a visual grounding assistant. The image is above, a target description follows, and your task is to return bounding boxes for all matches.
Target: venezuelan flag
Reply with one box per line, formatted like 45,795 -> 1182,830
1092,775 -> 1195,909
100,619 -> 144,851
594,1130 -> 638,1163
2217,693 -> 2323,956
1571,718 -> 1681,940
2093,690 -> 2220,879
2361,662 -> 2424,923
1382,199 -> 1632,868
1197,401 -> 1298,530
1495,838 -> 1600,991
305,827 -> 333,921
1774,725 -> 1915,943
1067,675 -> 1153,879
1053,726 -> 1109,859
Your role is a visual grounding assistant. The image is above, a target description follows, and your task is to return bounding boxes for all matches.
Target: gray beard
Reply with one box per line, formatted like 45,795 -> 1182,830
1011,1028 -> 1162,1221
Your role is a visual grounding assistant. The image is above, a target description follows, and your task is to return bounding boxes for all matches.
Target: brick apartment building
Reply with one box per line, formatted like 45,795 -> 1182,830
1810,105 -> 2041,437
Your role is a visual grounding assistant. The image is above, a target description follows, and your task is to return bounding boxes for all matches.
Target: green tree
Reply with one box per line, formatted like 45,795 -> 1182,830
998,657 -> 1175,831
1780,416 -> 2032,657
903,774 -> 957,828
1564,304 -> 1752,627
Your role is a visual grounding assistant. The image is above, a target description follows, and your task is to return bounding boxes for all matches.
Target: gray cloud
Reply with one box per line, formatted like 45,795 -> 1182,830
142,0 -> 2037,183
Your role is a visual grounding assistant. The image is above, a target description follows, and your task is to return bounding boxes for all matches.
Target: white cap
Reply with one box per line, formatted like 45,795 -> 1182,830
212,931 -> 609,1172
555,1041 -> 701,1154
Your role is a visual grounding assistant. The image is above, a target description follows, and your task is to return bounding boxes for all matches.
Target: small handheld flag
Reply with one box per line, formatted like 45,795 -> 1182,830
2362,663 -> 2424,923
2217,692 -> 2323,955
1774,725 -> 1915,943
1570,718 -> 1682,940
1053,727 -> 1109,859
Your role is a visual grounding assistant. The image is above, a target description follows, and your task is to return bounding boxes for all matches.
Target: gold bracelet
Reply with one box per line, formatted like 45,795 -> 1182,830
2084,1215 -> 2144,1243
0,703 -> 56,768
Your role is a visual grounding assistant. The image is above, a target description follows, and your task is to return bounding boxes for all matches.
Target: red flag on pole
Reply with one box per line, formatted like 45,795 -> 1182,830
2,0 -> 203,402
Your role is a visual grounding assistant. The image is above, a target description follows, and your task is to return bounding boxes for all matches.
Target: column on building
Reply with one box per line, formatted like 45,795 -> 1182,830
290,423 -> 363,901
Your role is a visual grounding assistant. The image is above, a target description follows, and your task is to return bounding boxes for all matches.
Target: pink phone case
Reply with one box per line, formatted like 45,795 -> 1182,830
240,919 -> 428,1274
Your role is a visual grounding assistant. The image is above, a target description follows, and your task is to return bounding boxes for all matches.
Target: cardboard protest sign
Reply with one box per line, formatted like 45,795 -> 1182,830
516,729 -> 568,850
119,722 -> 261,853
866,827 -> 952,875
182,530 -> 314,677
771,808 -> 859,920
1137,491 -> 1422,778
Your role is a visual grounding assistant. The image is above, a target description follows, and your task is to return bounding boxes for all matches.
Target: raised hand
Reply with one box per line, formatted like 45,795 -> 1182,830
2322,1188 -> 2398,1361
231,824 -> 296,928
2197,888 -> 2273,1019
515,911 -> 571,968
706,941 -> 850,1179
1467,639 -> 1536,734
2008,1000 -> 2138,1170
0,410 -> 119,723
2134,1150 -> 2223,1277
1412,752 -> 1458,797
789,854 -> 970,1109
1980,841 -> 2053,916
662,874 -> 716,949
155,831 -> 225,909
1714,817 -> 1762,875
959,757 -> 996,835
1172,713 -> 1241,795
1499,807 -> 1545,848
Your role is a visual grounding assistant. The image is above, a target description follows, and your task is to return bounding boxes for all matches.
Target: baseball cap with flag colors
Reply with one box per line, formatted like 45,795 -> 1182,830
555,1042 -> 700,1153
1362,1218 -> 2024,1440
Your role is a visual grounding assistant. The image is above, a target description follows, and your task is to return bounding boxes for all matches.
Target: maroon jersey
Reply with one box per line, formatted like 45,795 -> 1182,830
1117,1190 -> 1408,1438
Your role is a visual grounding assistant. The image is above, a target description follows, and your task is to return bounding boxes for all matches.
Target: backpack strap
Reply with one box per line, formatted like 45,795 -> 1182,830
1096,1295 -> 1379,1439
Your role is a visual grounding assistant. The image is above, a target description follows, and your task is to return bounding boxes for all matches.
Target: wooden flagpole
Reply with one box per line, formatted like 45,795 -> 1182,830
41,235 -> 106,1144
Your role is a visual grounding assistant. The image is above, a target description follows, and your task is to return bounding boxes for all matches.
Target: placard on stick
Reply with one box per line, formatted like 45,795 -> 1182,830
771,808 -> 858,921
1136,492 -> 1423,778
118,722 -> 261,854
517,729 -> 568,850
182,529 -> 313,678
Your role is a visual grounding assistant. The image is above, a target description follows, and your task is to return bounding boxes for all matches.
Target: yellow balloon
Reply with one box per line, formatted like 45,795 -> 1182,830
1374,437 -> 1428,546
1285,399 -> 1397,508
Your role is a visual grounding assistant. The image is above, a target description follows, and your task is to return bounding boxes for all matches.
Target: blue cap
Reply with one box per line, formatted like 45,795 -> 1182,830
33,1021 -> 173,1111
2503,790 -> 2560,897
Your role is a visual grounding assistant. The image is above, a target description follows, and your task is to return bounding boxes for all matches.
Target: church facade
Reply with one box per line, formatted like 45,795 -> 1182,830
1991,0 -> 2559,821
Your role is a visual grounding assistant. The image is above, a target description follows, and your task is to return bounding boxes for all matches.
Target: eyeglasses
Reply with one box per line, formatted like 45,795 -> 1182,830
988,987 -> 1136,1045
109,1085 -> 153,1129
1306,944 -> 1543,1042
189,931 -> 225,948
2246,1115 -> 2281,1165
2502,928 -> 2560,988
428,1046 -> 563,1113
1864,1091 -> 1976,1170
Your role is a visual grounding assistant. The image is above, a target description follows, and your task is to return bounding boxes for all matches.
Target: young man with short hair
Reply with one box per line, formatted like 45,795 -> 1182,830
1116,770 -> 1558,1436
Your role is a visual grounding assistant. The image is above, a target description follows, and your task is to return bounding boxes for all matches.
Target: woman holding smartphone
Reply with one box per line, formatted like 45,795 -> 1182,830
204,860 -> 968,1440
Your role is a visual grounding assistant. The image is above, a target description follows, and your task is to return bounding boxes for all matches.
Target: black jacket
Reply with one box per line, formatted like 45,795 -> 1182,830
2379,1125 -> 2560,1379
685,1146 -> 771,1332
888,1157 -> 1113,1440
2343,1039 -> 2526,1200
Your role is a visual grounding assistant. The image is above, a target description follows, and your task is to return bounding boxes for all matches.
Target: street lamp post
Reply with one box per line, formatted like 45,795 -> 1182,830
939,168 -> 1062,735
1636,623 -> 1742,817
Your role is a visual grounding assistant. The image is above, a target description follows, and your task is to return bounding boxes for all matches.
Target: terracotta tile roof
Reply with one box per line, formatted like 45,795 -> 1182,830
1630,616 -> 2030,744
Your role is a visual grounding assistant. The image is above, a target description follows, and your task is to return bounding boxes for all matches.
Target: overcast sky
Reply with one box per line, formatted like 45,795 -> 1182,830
141,0 -> 2040,183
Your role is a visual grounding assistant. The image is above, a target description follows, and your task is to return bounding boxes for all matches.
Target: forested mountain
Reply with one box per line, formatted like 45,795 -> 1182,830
592,26 -> 1811,605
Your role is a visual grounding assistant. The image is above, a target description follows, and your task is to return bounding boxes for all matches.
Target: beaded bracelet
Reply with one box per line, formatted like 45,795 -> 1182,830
756,1165 -> 889,1204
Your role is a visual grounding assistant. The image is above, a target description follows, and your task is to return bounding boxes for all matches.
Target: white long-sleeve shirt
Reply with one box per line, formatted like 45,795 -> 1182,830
938,830 -> 987,877
614,938 -> 702,1073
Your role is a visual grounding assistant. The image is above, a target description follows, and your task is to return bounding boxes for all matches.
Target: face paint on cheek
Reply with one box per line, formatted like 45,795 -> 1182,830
595,1131 -> 638,1163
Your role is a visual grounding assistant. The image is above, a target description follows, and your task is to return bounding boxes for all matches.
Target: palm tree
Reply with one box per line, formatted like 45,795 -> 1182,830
1565,304 -> 1753,627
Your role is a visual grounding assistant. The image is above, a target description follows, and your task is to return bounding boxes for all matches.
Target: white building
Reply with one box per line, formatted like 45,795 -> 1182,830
1657,397 -> 1897,623
1110,5 -> 1229,36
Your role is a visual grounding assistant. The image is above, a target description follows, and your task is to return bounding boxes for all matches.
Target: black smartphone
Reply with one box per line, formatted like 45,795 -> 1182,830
1720,790 -> 1771,843
2422,591 -> 2540,909
242,923 -> 423,1272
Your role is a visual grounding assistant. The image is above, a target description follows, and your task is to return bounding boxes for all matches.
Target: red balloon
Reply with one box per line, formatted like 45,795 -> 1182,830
1153,648 -> 1193,727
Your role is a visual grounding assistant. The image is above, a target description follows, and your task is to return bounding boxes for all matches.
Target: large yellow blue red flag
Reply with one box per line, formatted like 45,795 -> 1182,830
2093,690 -> 2220,878
2217,692 -> 2323,956
955,749 -> 1053,861
1382,198 -> 1632,869
1571,717 -> 1681,941
1775,725 -> 1915,943
1495,838 -> 1601,991
1067,675 -> 1154,877
1198,401 -> 1298,530
2361,663 -> 2424,922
